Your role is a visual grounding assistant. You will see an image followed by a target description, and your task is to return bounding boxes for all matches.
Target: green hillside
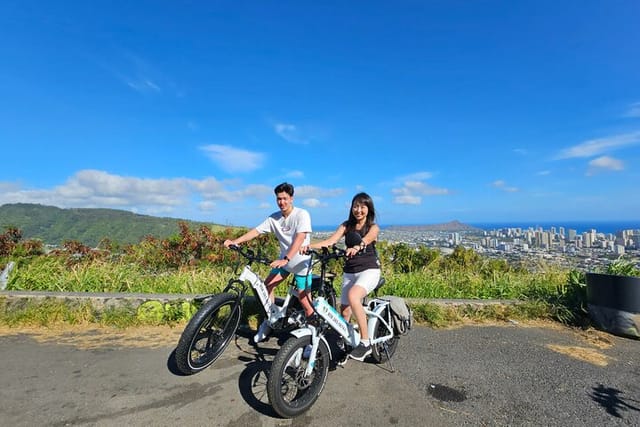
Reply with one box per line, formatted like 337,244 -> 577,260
0,203 -> 232,247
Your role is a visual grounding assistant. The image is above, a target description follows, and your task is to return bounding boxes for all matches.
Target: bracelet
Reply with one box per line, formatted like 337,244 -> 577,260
283,255 -> 290,262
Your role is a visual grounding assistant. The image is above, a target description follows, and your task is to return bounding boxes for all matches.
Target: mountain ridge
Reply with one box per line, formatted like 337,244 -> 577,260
0,203 -> 231,246
385,220 -> 483,232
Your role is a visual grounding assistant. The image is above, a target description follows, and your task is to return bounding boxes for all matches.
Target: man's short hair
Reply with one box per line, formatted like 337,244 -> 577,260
274,182 -> 294,196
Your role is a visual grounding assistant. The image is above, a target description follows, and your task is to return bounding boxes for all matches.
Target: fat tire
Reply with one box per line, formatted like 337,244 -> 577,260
370,307 -> 399,363
175,292 -> 241,375
267,335 -> 330,418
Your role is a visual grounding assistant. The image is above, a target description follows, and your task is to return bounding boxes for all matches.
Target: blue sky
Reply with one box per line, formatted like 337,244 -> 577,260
1,1 -> 639,227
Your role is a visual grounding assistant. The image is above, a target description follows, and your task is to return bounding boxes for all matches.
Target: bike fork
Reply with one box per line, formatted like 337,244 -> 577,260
304,326 -> 320,376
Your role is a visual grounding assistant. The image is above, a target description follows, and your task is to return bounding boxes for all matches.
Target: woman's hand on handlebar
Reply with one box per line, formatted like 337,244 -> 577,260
345,246 -> 360,258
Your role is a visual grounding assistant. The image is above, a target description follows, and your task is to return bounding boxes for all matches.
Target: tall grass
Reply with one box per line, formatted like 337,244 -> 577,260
8,257 -> 232,295
1,225 -> 590,327
380,265 -> 568,301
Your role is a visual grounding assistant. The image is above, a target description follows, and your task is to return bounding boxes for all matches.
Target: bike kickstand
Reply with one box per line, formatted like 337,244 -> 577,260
383,342 -> 395,373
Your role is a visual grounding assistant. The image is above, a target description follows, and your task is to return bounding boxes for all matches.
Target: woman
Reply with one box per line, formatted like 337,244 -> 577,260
303,192 -> 381,361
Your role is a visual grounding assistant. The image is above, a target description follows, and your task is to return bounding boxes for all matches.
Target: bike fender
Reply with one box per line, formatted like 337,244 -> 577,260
367,301 -> 390,338
290,328 -> 312,339
289,328 -> 333,360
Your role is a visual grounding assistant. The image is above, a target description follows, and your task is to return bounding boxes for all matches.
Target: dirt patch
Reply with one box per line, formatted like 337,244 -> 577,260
0,319 -> 615,352
0,324 -> 184,349
546,344 -> 611,367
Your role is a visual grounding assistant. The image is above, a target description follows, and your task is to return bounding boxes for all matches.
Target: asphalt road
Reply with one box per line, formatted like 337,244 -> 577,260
0,322 -> 638,426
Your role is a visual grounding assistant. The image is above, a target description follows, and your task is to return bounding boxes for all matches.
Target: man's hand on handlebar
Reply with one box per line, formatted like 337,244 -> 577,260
223,239 -> 237,249
270,258 -> 289,269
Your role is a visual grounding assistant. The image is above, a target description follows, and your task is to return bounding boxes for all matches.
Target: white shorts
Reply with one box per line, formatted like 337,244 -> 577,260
341,268 -> 381,306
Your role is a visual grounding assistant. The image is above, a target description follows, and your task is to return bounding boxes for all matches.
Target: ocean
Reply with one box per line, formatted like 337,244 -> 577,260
314,221 -> 640,234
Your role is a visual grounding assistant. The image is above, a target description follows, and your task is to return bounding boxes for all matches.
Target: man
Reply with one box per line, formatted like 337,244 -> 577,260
223,182 -> 313,343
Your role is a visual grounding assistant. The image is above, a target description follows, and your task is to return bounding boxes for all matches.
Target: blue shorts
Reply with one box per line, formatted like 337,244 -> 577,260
270,268 -> 314,291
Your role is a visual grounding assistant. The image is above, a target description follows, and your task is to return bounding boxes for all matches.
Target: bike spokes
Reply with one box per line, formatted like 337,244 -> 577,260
175,293 -> 241,374
267,336 -> 330,418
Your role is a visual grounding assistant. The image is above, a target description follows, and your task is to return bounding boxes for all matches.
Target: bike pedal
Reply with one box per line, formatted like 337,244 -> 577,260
305,313 -> 320,326
337,354 -> 349,367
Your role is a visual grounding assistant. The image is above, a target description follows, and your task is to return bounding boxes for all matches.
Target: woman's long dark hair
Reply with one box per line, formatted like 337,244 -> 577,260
344,192 -> 376,234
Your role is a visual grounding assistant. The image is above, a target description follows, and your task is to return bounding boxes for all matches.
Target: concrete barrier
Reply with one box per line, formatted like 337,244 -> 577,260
0,290 -> 517,311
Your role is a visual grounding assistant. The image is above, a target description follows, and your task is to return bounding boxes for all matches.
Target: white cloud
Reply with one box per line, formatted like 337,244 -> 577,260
200,144 -> 265,173
397,171 -> 433,182
624,102 -> 640,118
198,201 -> 217,211
286,170 -> 304,178
189,177 -> 238,202
536,170 -> 551,176
274,123 -> 308,144
302,198 -> 326,208
0,182 -> 22,192
0,170 -> 261,218
295,185 -> 344,199
554,131 -> 640,159
586,156 -> 624,176
513,148 -> 528,155
393,195 -> 422,205
491,180 -> 519,192
405,181 -> 449,195
239,184 -> 273,198
127,79 -> 161,93
62,170 -> 190,206
0,171 -> 345,222
0,170 -> 192,211
391,174 -> 450,205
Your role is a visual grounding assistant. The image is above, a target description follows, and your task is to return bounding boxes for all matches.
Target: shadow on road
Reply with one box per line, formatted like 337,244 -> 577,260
590,383 -> 640,418
166,348 -> 190,376
237,355 -> 279,417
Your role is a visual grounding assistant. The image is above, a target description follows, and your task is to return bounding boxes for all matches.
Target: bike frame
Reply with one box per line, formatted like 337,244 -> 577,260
223,245 -> 324,330
294,295 -> 395,376
236,264 -> 302,326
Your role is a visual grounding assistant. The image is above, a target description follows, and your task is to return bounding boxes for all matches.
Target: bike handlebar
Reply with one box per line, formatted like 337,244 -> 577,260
227,244 -> 344,268
306,245 -> 346,264
228,244 -> 272,265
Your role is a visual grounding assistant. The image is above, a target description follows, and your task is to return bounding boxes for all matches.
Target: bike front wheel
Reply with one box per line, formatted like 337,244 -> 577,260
267,335 -> 330,418
175,292 -> 241,375
370,306 -> 399,363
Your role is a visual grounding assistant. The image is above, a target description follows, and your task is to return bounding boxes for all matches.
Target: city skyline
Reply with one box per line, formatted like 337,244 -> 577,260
1,2 -> 639,227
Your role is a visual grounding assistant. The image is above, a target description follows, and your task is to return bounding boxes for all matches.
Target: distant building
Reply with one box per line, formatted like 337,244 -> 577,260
450,232 -> 461,245
497,243 -> 511,252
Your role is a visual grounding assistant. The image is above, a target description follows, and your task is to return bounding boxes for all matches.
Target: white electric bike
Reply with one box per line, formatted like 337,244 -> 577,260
266,246 -> 400,418
175,244 -> 337,375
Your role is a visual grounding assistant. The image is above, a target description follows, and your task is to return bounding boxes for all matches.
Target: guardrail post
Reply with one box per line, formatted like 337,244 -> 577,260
0,261 -> 15,290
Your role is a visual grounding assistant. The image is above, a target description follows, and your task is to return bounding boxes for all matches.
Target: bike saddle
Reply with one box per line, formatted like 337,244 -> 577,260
372,277 -> 386,296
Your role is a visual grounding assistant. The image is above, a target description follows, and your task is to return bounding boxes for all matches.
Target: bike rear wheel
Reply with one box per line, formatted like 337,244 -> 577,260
267,335 -> 330,418
370,307 -> 399,363
175,292 -> 241,375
